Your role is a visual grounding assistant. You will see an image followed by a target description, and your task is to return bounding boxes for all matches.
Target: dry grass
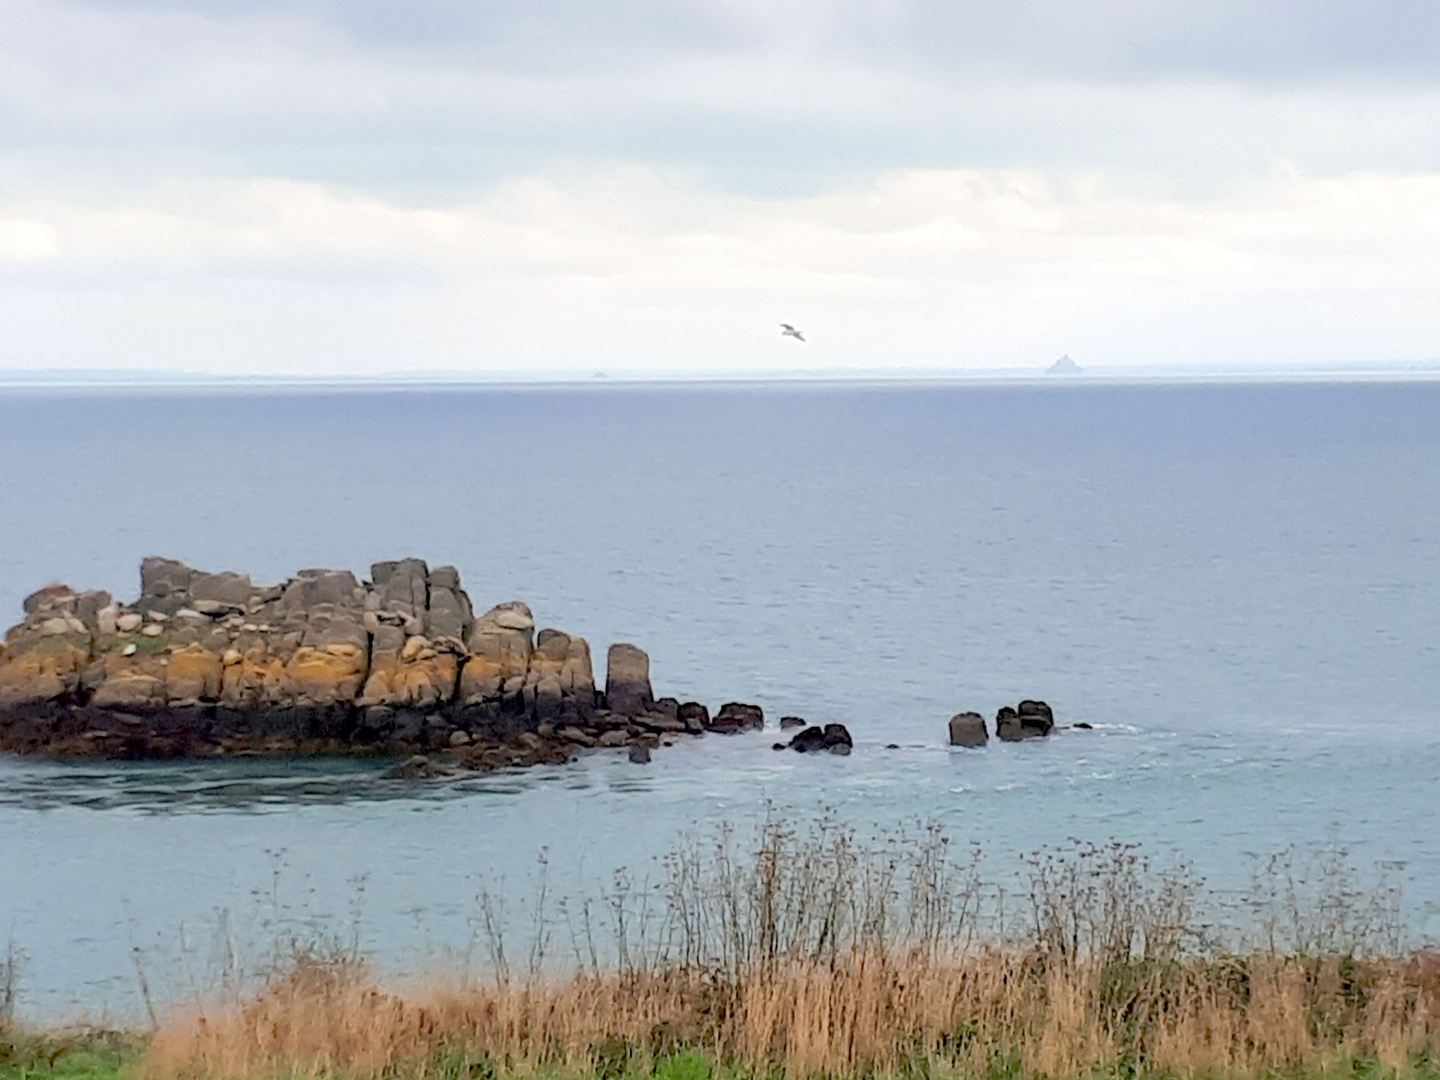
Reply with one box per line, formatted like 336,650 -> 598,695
138,822 -> 1440,1080
140,948 -> 1440,1080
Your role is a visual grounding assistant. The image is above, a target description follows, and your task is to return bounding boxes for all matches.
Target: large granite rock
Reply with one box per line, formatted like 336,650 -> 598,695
460,602 -> 535,700
604,643 -> 652,717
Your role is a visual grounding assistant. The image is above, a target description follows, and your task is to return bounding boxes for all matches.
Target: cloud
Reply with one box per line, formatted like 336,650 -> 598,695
2,0 -> 1440,374
6,0 -> 1440,198
48,0 -> 1440,80
3,166 -> 1440,373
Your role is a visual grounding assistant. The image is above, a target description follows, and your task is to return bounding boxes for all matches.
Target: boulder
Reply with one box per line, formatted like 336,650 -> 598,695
786,722 -> 853,755
22,584 -> 73,616
677,701 -> 709,732
166,645 -> 223,703
429,565 -> 461,592
371,558 -> 428,613
92,668 -> 165,708
0,641 -> 88,706
1018,699 -> 1055,729
709,702 -> 763,734
461,602 -> 534,700
190,571 -> 253,607
383,754 -> 462,780
948,711 -> 988,746
361,625 -> 457,710
140,557 -> 193,599
561,637 -> 595,698
996,700 -> 1054,741
280,569 -> 363,613
284,646 -> 367,706
605,643 -> 653,717
779,715 -> 807,730
788,726 -> 827,752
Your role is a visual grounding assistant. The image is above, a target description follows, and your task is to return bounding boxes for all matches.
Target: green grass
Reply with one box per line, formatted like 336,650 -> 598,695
0,1029 -> 137,1080
7,1037 -> 1440,1080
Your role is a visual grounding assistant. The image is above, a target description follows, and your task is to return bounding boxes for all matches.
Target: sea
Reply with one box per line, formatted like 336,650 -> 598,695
1,377 -> 1437,1019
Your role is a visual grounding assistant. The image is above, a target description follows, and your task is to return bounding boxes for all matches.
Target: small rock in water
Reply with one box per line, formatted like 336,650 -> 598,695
789,726 -> 827,752
628,743 -> 651,764
1073,722 -> 1093,730
779,716 -> 807,730
996,700 -> 1054,741
787,722 -> 854,754
708,702 -> 764,734
384,755 -> 434,779
948,711 -> 988,746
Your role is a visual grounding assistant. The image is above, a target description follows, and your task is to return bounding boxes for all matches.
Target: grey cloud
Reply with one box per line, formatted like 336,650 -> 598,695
5,0 -> 1440,202
56,0 -> 1440,80
826,0 -> 1440,82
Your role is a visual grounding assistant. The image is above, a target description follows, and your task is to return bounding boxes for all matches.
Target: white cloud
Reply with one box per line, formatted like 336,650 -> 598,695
2,166 -> 1439,374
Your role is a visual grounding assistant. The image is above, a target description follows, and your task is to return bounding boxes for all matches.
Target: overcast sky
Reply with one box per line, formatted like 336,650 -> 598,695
3,0 -> 1440,375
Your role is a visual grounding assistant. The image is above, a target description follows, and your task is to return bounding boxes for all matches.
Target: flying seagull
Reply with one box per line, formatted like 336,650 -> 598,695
780,323 -> 806,342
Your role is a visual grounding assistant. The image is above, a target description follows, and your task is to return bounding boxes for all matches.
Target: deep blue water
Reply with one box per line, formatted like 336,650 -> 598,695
1,378 -> 1437,1018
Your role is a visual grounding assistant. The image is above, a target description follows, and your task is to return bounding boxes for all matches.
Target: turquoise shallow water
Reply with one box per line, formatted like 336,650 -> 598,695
0,379 -> 1437,1018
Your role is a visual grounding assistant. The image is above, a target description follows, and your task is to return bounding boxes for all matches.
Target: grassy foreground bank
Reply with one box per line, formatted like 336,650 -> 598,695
6,822 -> 1438,1080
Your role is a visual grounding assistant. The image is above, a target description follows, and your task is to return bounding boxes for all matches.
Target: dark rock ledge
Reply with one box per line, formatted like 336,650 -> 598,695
0,557 -> 768,770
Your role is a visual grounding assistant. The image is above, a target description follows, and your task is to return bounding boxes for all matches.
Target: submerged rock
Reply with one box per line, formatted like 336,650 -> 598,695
383,754 -> 463,780
785,722 -> 853,755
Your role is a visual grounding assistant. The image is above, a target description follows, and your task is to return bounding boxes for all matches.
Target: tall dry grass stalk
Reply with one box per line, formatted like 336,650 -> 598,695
140,822 -> 1440,1080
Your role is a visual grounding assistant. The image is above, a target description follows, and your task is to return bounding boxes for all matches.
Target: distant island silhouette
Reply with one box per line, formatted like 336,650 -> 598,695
1046,354 -> 1082,375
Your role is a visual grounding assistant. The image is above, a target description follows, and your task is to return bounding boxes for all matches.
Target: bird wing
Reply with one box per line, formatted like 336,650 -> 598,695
780,323 -> 795,332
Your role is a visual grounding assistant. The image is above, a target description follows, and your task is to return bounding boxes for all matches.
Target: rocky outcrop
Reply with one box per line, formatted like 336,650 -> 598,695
0,557 -> 753,769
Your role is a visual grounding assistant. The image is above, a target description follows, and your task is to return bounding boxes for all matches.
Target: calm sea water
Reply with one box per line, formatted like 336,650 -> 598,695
1,378 -> 1438,1018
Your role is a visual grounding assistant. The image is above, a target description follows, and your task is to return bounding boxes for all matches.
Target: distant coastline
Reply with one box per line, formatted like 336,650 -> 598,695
3,360 -> 1440,390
